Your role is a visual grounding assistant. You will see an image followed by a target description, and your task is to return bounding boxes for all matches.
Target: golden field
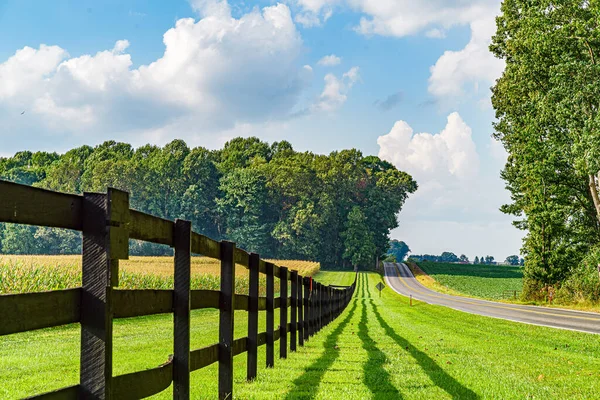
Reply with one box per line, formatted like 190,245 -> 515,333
0,255 -> 320,295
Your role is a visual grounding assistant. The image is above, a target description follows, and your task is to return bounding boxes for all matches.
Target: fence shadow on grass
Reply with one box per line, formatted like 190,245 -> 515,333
367,296 -> 479,400
358,296 -> 402,399
284,288 -> 359,399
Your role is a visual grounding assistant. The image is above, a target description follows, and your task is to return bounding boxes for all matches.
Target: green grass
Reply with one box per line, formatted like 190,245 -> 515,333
417,262 -> 524,300
2,271 -> 599,399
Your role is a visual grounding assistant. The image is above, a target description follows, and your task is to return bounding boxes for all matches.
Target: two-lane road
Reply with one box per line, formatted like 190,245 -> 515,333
384,262 -> 600,335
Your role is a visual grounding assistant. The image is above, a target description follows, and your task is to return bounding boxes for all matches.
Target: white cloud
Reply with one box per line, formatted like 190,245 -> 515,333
425,28 -> 446,39
317,54 -> 341,66
311,66 -> 359,112
0,1 -> 311,150
0,45 -> 67,100
377,112 -> 479,180
378,113 -> 522,258
293,0 -> 338,26
428,16 -> 504,100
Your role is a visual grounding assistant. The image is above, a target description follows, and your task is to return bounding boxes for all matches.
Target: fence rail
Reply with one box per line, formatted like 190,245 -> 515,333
0,180 -> 356,399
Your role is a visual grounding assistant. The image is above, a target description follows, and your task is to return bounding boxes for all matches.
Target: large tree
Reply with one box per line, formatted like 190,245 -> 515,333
491,0 -> 600,290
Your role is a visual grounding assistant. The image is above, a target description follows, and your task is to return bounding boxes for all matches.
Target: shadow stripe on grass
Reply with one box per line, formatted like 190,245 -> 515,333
284,275 -> 361,399
368,289 -> 479,400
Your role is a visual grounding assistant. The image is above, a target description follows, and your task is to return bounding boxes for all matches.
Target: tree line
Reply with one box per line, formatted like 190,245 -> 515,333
492,0 -> 600,300
0,138 -> 417,269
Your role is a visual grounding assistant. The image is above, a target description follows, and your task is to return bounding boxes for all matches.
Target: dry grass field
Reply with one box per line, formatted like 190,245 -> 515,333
0,255 -> 320,295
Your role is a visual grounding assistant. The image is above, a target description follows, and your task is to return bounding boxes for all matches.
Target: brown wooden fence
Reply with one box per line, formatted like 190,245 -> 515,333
0,180 -> 356,399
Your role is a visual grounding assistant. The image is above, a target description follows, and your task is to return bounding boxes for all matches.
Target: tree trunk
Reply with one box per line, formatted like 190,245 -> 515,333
588,173 -> 600,225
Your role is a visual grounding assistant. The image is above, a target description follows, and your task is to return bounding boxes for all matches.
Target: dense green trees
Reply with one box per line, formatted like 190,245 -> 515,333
387,240 -> 410,262
0,138 -> 417,268
491,0 -> 600,296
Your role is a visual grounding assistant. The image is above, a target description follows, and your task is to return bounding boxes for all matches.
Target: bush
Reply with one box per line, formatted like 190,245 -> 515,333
555,247 -> 600,303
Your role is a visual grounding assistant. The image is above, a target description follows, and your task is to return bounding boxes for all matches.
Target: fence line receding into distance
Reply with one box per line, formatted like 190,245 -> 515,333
0,180 -> 356,399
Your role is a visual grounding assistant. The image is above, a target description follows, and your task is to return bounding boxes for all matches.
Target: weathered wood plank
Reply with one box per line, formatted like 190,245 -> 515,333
279,267 -> 288,359
235,294 -> 249,311
129,209 -> 173,246
112,359 -> 173,399
190,232 -> 220,259
173,219 -> 191,400
290,271 -> 298,352
0,289 -> 80,336
190,344 -> 219,371
26,385 -> 78,399
258,260 -> 267,275
266,262 -> 274,368
0,180 -> 83,230
80,192 -> 112,399
298,274 -> 304,347
247,253 -> 259,381
303,277 -> 310,341
191,290 -> 220,310
258,297 -> 267,311
112,290 -> 172,318
233,337 -> 248,356
234,248 -> 250,268
219,241 -> 235,400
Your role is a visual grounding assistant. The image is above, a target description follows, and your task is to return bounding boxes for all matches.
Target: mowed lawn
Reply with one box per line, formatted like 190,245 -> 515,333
2,271 -> 600,399
416,262 -> 524,300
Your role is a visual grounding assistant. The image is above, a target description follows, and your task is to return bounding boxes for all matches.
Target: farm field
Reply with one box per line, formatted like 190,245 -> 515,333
0,255 -> 320,295
2,271 -> 599,399
414,261 -> 523,300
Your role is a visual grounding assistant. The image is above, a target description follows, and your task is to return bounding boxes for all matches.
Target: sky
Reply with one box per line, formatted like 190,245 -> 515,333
0,0 -> 524,260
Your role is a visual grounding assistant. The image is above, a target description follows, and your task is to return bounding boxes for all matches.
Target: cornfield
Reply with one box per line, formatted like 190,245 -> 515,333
0,255 -> 320,296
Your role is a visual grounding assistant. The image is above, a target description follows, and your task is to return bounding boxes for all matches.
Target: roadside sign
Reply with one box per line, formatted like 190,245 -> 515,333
375,282 -> 384,297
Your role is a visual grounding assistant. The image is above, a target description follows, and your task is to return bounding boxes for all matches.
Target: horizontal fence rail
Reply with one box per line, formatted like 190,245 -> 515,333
0,180 -> 356,399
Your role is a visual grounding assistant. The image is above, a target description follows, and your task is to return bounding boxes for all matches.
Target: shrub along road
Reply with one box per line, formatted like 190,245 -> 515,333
385,262 -> 600,335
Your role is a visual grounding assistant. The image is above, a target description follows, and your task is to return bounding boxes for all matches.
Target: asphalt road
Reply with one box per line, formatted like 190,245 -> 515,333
384,262 -> 600,335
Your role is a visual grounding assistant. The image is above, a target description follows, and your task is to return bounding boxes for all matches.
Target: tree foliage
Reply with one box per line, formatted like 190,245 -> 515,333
0,138 -> 417,268
387,240 -> 410,262
491,0 -> 600,292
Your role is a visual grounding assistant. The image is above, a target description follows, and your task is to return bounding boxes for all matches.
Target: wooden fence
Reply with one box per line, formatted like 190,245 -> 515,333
0,180 -> 356,399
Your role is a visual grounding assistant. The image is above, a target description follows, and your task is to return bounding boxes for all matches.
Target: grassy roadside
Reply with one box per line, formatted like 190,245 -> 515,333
408,261 -> 600,313
2,271 -> 599,399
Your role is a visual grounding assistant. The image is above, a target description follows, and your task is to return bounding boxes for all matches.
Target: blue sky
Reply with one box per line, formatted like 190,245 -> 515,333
0,0 -> 523,260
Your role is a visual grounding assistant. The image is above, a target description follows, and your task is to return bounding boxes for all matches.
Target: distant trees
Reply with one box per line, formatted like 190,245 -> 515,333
474,256 -> 479,264
0,138 -> 418,269
459,254 -> 469,263
505,255 -> 520,266
387,240 -> 410,262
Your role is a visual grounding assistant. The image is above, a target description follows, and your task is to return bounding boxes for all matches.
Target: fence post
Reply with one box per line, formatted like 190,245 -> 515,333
290,270 -> 298,352
303,277 -> 310,340
318,283 -> 322,332
247,253 -> 260,381
266,262 -> 275,368
173,219 -> 191,400
280,266 -> 288,359
219,241 -> 235,400
298,274 -> 304,347
80,188 -> 128,399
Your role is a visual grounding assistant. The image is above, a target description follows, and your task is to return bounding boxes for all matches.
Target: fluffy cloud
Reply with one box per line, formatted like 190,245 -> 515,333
0,45 -> 67,100
377,112 -> 479,180
428,16 -> 504,99
317,54 -> 342,66
377,113 -> 523,258
311,66 -> 360,112
294,0 -> 338,26
0,1 -> 312,149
